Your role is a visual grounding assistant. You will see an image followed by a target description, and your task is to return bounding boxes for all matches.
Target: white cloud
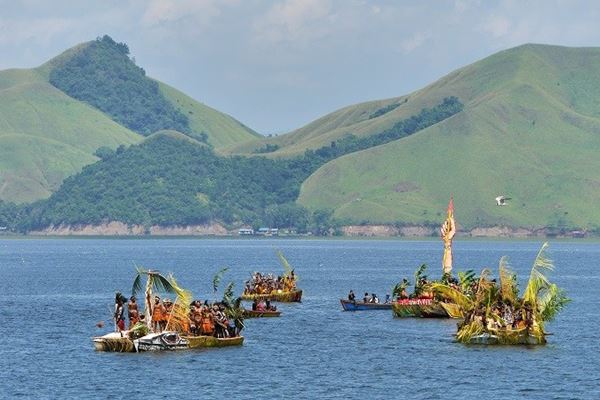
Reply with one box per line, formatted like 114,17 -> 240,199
480,15 -> 511,38
252,0 -> 334,44
399,32 -> 427,54
140,0 -> 238,28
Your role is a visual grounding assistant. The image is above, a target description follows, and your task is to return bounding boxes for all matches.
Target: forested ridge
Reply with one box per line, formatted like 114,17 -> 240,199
49,35 -> 193,137
0,97 -> 463,234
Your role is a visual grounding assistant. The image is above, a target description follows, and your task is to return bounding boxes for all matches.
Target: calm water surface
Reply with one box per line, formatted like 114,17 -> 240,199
0,238 -> 598,399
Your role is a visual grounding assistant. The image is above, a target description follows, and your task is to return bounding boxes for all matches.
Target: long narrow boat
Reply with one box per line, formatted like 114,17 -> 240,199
391,298 -> 449,318
340,299 -> 392,311
243,309 -> 282,318
241,289 -> 302,303
93,331 -> 244,351
184,335 -> 244,348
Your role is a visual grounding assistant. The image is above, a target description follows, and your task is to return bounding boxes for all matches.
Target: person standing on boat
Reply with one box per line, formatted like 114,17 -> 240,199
114,294 -> 125,332
200,305 -> 215,336
127,296 -> 139,329
151,296 -> 166,333
348,290 -> 356,303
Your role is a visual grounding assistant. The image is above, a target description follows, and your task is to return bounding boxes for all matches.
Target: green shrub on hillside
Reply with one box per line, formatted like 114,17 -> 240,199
49,35 -> 191,136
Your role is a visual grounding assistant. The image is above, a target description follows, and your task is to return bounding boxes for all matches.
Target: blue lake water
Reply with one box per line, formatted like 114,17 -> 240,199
0,238 -> 598,399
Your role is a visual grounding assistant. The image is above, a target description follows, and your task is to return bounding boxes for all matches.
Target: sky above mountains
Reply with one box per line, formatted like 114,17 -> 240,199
1,0 -> 599,134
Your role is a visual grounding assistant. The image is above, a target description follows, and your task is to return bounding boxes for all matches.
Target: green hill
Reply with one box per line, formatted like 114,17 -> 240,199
23,132 -> 310,230
0,67 -> 140,203
0,36 -> 260,203
298,44 -> 600,231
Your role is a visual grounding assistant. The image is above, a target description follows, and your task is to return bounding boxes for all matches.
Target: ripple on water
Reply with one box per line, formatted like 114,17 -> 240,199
0,238 -> 598,399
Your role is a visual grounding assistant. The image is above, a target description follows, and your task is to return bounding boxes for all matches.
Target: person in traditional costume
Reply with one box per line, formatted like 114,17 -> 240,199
151,295 -> 166,333
114,295 -> 125,332
127,296 -> 139,329
200,306 -> 215,336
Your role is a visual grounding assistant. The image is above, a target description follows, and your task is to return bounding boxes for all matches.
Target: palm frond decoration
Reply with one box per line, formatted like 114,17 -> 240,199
498,256 -> 518,304
163,275 -> 193,333
131,267 -> 178,298
225,297 -> 245,335
429,282 -> 474,310
130,266 -> 183,326
222,281 -> 235,308
457,269 -> 476,296
212,267 -> 229,298
537,284 -> 570,322
277,250 -> 294,278
414,263 -> 428,281
392,279 -> 410,298
523,242 -> 553,305
131,268 -> 144,298
413,264 -> 428,296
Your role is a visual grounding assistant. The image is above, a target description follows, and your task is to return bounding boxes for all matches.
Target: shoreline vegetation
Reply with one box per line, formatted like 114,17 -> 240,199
0,222 -> 591,238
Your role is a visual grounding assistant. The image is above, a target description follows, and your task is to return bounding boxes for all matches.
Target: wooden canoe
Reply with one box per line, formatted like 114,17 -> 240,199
184,335 -> 244,348
243,309 -> 282,318
241,289 -> 302,302
340,299 -> 392,311
391,298 -> 449,318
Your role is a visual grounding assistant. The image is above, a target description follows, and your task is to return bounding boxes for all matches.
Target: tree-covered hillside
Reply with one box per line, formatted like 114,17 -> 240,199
49,35 -> 191,136
4,97 -> 462,233
25,132 -> 301,229
0,36 -> 261,203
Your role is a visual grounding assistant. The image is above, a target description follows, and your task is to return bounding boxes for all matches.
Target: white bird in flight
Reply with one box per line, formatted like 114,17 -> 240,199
495,195 -> 511,206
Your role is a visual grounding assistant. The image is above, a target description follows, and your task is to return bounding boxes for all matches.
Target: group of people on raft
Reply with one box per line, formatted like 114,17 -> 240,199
113,292 -> 241,338
243,271 -> 297,295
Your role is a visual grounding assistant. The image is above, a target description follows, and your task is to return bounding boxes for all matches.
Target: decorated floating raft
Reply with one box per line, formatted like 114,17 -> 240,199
340,299 -> 392,311
243,309 -> 282,318
466,330 -> 546,345
431,242 -> 569,346
241,289 -> 302,303
93,331 -> 243,352
93,267 -> 247,353
391,298 -> 450,318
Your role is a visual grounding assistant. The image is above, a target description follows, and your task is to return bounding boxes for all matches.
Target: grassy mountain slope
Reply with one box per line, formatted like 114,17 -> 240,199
0,37 -> 260,203
0,67 -> 140,203
298,44 -> 600,230
157,81 -> 261,149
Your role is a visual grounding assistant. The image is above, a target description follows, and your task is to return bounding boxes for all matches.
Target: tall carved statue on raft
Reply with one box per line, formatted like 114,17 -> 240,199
440,197 -> 456,275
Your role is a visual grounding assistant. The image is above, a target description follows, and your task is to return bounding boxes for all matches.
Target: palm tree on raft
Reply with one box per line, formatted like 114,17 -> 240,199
131,267 -> 191,331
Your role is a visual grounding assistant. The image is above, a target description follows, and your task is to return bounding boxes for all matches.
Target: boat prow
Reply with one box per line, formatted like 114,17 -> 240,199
92,331 -> 135,352
134,331 -> 189,352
